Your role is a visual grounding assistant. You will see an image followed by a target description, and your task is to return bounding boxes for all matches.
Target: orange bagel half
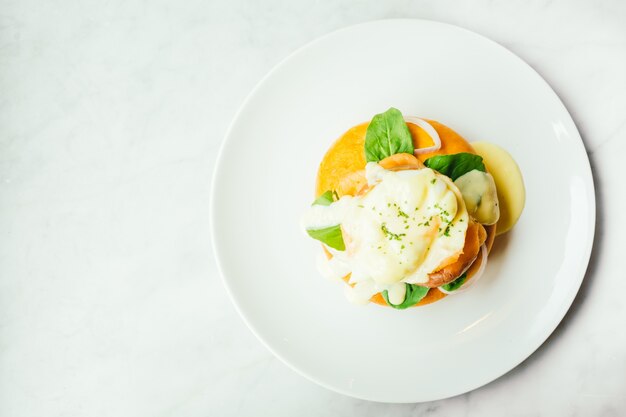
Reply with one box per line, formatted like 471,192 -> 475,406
317,119 -> 496,307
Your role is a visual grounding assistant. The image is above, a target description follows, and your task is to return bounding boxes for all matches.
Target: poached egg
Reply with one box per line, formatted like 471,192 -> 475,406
302,162 -> 469,304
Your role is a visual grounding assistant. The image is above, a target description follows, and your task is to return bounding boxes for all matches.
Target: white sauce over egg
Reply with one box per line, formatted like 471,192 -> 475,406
302,163 -> 469,304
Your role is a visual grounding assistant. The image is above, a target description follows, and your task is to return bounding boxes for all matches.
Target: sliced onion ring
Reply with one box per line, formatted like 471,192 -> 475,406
404,116 -> 442,155
438,244 -> 488,295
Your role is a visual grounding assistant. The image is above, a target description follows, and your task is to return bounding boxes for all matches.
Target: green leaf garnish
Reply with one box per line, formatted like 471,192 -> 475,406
424,153 -> 486,181
308,190 -> 344,250
441,273 -> 467,292
364,108 -> 414,162
382,284 -> 429,309
312,190 -> 335,206
306,225 -> 345,251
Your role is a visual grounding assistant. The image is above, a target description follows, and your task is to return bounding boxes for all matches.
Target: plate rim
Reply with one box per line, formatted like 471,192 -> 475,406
210,18 -> 596,403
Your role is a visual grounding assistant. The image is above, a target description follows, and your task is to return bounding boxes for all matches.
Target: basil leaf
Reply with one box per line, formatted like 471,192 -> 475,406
424,153 -> 486,181
306,225 -> 345,251
364,108 -> 414,162
312,190 -> 335,206
441,273 -> 467,292
382,284 -> 429,309
308,191 -> 343,250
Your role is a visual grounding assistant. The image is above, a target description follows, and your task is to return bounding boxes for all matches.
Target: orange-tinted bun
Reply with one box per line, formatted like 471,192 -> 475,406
316,121 -> 476,197
317,119 -> 496,307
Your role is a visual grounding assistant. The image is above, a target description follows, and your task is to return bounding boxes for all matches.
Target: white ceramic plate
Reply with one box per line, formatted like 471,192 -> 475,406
211,19 -> 595,403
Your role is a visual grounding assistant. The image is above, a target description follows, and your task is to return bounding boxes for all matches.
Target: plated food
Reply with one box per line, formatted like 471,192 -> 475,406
302,108 -> 525,308
214,19 -> 594,402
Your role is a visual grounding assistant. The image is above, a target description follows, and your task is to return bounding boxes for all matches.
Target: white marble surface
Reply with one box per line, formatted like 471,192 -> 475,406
0,0 -> 624,415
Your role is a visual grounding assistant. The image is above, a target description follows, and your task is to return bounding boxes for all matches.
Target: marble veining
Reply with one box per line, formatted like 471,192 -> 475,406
0,0 -> 624,416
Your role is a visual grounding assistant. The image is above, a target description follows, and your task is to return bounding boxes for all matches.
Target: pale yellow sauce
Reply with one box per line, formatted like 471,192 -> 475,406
471,141 -> 525,235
